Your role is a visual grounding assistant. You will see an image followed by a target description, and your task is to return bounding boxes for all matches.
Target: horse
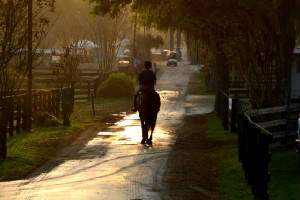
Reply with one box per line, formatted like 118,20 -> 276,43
137,90 -> 161,145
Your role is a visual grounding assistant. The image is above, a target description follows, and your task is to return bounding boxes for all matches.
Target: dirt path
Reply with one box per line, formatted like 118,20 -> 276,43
161,71 -> 220,200
162,114 -> 221,200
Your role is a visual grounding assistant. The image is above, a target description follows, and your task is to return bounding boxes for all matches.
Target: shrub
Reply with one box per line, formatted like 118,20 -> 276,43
96,73 -> 135,98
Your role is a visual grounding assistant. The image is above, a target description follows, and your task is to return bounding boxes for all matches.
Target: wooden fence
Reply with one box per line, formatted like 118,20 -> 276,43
216,88 -> 249,131
33,67 -> 111,102
0,89 -> 61,160
216,87 -> 299,199
33,65 -> 100,101
237,104 -> 299,199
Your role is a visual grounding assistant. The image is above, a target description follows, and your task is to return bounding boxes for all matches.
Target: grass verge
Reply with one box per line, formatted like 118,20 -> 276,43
206,113 -> 299,200
0,124 -> 83,181
206,113 -> 254,200
268,150 -> 299,200
189,73 -> 215,95
0,97 -> 132,181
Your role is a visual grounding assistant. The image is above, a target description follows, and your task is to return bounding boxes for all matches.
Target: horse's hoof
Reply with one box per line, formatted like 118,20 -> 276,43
141,139 -> 146,144
146,139 -> 152,145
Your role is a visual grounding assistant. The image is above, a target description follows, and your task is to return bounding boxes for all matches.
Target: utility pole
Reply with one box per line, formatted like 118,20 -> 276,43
176,31 -> 181,50
26,0 -> 33,131
133,12 -> 137,59
176,31 -> 181,60
170,28 -> 174,51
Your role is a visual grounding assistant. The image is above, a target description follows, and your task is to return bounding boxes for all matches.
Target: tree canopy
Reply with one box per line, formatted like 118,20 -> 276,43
0,0 -> 52,99
89,0 -> 299,108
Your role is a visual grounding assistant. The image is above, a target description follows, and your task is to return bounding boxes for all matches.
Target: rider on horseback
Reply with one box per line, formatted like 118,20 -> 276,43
131,61 -> 156,112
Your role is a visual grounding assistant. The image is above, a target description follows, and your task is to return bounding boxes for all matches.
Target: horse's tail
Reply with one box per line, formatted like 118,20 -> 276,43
153,91 -> 161,112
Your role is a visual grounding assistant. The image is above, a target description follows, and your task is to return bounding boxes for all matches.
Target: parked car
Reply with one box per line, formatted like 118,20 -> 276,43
117,55 -> 132,74
167,58 -> 178,66
118,55 -> 130,65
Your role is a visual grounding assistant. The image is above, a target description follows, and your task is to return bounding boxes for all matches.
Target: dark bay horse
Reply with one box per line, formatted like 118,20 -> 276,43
137,90 -> 161,145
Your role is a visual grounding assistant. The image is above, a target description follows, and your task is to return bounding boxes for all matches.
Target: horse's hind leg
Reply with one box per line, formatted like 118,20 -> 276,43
144,122 -> 149,140
140,119 -> 147,144
149,126 -> 154,141
149,114 -> 157,141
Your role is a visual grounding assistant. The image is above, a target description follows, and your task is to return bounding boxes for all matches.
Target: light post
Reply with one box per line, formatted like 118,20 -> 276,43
26,0 -> 32,131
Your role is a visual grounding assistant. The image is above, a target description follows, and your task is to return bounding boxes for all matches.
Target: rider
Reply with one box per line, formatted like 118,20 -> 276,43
131,61 -> 156,112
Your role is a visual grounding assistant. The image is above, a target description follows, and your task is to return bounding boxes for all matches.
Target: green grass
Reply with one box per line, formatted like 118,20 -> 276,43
206,114 -> 237,141
93,97 -> 132,104
206,113 -> 300,200
0,124 -> 83,181
268,151 -> 299,200
0,97 -> 131,181
191,87 -> 216,95
190,73 -> 216,95
206,113 -> 254,200
73,97 -> 131,121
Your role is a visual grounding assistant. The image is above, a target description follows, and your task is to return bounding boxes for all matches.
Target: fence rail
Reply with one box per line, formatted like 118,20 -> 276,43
0,89 -> 61,160
32,67 -> 107,102
237,104 -> 299,200
216,87 -> 299,199
216,89 -> 249,132
32,70 -> 111,102
0,69 -> 111,160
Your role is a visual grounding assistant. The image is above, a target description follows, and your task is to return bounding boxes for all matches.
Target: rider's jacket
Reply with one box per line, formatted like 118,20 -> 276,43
138,69 -> 156,91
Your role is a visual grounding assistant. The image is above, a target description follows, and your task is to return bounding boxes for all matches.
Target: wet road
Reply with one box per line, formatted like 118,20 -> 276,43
0,63 -> 214,200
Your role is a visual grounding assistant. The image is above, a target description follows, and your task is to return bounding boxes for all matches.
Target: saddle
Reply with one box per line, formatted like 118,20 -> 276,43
137,90 -> 160,113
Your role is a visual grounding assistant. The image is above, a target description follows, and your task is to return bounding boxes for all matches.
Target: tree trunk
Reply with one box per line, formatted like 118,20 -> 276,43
170,28 -> 174,51
176,31 -> 181,60
275,0 -> 297,105
0,100 -> 7,160
214,37 -> 229,115
26,0 -> 33,131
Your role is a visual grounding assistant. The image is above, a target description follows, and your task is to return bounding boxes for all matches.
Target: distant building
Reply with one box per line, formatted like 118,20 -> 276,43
116,38 -> 131,58
70,40 -> 99,63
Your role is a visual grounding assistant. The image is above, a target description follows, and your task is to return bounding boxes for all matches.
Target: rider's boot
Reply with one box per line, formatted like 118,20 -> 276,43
131,94 -> 138,112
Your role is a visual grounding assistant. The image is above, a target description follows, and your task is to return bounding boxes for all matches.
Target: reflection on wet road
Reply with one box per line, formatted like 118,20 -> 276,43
0,63 -> 214,200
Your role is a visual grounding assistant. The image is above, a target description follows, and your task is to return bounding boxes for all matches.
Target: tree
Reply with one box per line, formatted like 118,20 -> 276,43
45,0 -> 131,73
88,11 -> 131,73
130,33 -> 164,62
0,0 -> 53,99
53,48 -> 80,89
89,0 -> 299,108
0,0 -> 53,159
